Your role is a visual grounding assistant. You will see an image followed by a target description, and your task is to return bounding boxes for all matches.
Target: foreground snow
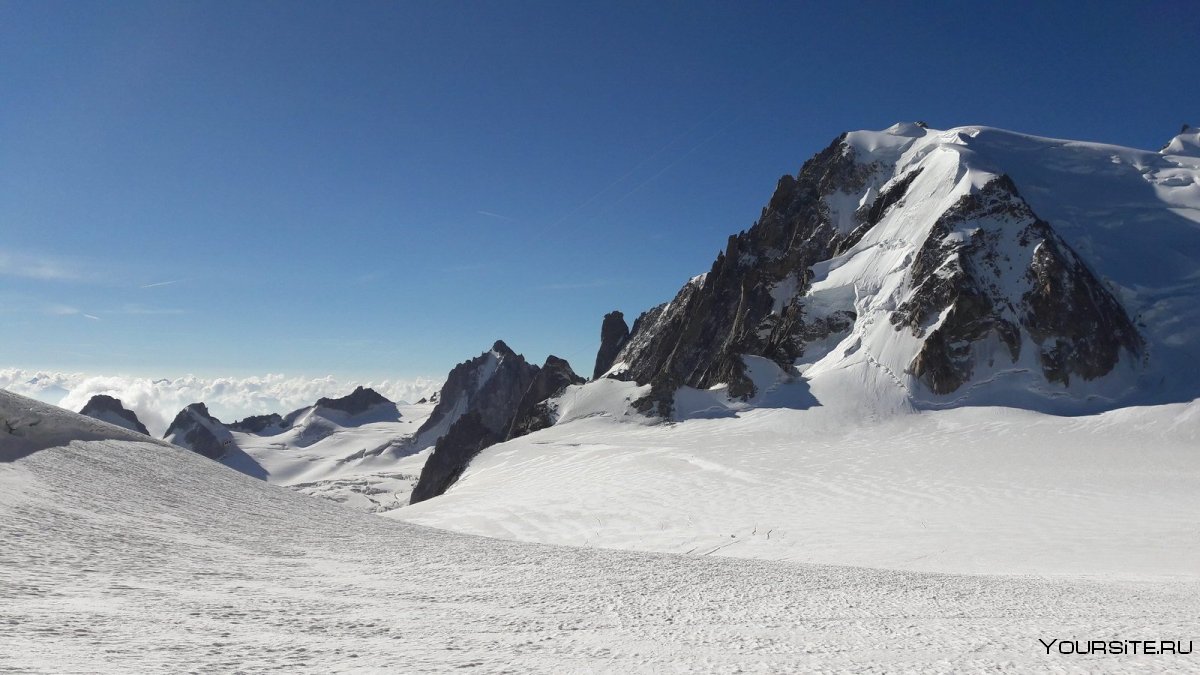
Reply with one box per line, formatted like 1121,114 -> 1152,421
4,391 -> 1199,672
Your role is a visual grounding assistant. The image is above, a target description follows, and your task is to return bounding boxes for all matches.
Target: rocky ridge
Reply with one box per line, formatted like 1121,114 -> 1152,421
163,403 -> 235,460
78,394 -> 149,435
409,341 -> 582,504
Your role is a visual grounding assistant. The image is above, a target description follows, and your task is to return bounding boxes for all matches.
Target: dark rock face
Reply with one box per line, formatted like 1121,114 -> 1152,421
78,394 -> 149,435
1021,225 -> 1143,386
610,135 -> 899,415
409,413 -> 500,503
163,403 -> 233,460
507,356 -> 585,440
593,311 -> 630,379
229,413 -> 285,434
410,340 -> 540,504
892,176 -> 1141,393
315,386 -> 391,416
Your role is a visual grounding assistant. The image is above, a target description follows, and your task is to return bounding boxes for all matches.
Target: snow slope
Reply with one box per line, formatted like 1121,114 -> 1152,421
229,400 -> 437,511
399,384 -> 1200,580
3,389 -> 1199,672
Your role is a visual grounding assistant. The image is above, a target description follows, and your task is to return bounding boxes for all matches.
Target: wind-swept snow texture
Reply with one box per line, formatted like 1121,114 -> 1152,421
401,392 -> 1200,579
3,390 -> 1199,673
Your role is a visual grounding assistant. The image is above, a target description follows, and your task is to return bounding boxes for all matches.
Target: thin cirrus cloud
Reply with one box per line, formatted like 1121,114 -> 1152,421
44,304 -> 83,316
0,250 -> 83,282
43,303 -> 184,318
476,210 -> 516,222
140,279 -> 187,289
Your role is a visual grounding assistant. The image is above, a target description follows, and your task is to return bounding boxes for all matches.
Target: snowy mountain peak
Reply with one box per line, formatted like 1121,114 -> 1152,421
163,403 -> 235,460
409,342 -> 540,502
314,386 -> 392,417
78,394 -> 149,435
597,123 -> 1200,416
397,341 -> 529,460
1161,124 -> 1200,157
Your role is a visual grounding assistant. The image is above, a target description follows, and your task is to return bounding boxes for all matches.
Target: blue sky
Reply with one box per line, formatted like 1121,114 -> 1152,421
3,0 -> 1198,381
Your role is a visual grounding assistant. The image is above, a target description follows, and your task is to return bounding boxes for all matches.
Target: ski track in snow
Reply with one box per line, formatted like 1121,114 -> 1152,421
2,436 -> 1199,673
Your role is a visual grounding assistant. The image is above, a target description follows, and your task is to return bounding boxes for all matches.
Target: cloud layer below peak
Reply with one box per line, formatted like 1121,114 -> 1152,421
0,369 -> 441,437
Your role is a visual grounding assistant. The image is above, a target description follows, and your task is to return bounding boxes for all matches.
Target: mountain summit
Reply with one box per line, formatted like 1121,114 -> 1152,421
597,123 -> 1200,415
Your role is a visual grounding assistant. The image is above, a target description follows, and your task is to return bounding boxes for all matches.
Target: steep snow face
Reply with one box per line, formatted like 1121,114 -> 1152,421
7,390 -> 1199,672
608,124 -> 1200,414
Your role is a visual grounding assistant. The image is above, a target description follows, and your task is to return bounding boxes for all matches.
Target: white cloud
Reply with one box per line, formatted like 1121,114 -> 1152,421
0,250 -> 83,281
0,369 -> 442,437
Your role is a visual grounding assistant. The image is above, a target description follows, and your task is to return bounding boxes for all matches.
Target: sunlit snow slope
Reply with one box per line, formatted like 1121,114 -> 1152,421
230,400 -> 436,512
400,386 -> 1200,578
3,390 -> 1199,673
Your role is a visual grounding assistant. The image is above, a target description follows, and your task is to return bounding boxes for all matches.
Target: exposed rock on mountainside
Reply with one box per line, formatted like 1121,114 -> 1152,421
410,342 -> 584,504
507,356 -> 585,440
409,412 -> 500,505
598,132 -> 897,415
891,175 -> 1141,393
410,341 -> 540,504
164,403 -> 234,460
599,123 -> 1173,415
271,387 -> 400,447
78,394 -> 149,435
399,341 -> 521,456
314,386 -> 391,416
228,413 -> 285,434
593,311 -> 630,379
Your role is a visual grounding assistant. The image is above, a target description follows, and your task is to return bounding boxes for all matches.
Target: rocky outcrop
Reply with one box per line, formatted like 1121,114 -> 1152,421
507,356 -> 584,440
163,403 -> 234,460
228,413 -> 285,434
893,175 -> 1141,392
78,395 -> 149,435
274,387 -> 397,447
314,386 -> 391,416
409,343 -> 585,504
593,311 -> 630,379
410,341 -> 539,504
